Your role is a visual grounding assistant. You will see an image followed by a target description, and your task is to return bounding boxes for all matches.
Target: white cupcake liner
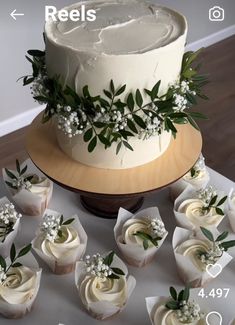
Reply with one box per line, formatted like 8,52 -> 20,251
2,160 -> 53,216
228,189 -> 235,233
170,166 -> 210,202
0,197 -> 21,258
173,187 -> 225,231
75,252 -> 136,320
173,227 -> 233,288
0,251 -> 42,319
32,209 -> 87,274
114,207 -> 168,267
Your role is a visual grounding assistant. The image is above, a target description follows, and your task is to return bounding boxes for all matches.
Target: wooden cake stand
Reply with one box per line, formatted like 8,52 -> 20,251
26,113 -> 202,218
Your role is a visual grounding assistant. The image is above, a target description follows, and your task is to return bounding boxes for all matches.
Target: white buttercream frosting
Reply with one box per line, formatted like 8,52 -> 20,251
183,169 -> 208,184
46,0 -> 186,55
178,199 -> 223,228
0,266 -> 37,305
153,304 -> 205,325
122,218 -> 150,246
28,177 -> 51,198
176,238 -> 211,272
80,274 -> 127,308
35,225 -> 80,261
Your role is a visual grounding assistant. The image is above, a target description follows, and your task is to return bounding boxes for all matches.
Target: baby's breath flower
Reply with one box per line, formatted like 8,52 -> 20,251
40,214 -> 61,241
84,254 -> 112,279
198,186 -> 217,208
176,300 -> 204,323
0,266 -> 7,284
147,218 -> 166,238
0,203 -> 21,226
198,241 -> 224,266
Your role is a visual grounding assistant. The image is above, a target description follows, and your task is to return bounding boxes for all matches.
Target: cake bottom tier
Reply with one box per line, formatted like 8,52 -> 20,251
56,129 -> 172,169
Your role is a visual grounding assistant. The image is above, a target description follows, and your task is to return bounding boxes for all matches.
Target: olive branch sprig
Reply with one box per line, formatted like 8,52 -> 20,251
198,187 -> 227,216
22,41 -> 208,154
0,243 -> 32,283
200,227 -> 235,252
4,159 -> 34,191
165,286 -> 190,310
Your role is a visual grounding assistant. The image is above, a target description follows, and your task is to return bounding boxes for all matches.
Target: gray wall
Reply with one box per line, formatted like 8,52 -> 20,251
0,0 -> 235,134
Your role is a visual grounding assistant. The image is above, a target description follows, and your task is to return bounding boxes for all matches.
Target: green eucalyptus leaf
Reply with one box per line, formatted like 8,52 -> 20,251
27,49 -> 45,57
84,128 -> 93,142
88,136 -> 97,153
127,119 -> 138,134
103,89 -> 112,100
200,227 -> 214,242
135,89 -> 143,108
110,80 -> 115,95
220,240 -> 235,251
216,231 -> 229,242
217,196 -> 227,207
165,301 -> 179,310
209,195 -> 218,206
10,243 -> 16,263
182,286 -> 190,302
108,273 -> 120,279
5,168 -> 17,180
103,251 -> 115,266
63,218 -> 75,225
12,262 -> 22,268
133,114 -> 146,129
17,244 -> 32,258
111,267 -> 125,276
127,93 -> 134,111
115,85 -> 126,96
20,164 -> 28,175
170,287 -> 177,301
151,80 -> 161,101
123,141 -> 134,152
215,207 -> 224,216
116,142 -> 122,155
0,255 -> 6,271
5,181 -> 18,190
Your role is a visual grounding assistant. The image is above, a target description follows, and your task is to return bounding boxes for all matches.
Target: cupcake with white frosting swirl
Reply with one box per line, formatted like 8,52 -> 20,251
0,243 -> 41,318
75,251 -> 136,320
228,189 -> 235,232
114,207 -> 168,267
174,186 -> 226,230
0,197 -> 21,258
146,286 -> 206,325
32,209 -> 87,274
170,154 -> 210,201
173,227 -> 234,287
3,159 -> 53,216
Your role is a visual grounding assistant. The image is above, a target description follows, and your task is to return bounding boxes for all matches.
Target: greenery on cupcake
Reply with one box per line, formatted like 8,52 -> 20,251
4,159 -> 38,191
84,251 -> 125,280
198,227 -> 235,265
40,214 -> 75,242
133,218 -> 167,250
188,155 -> 206,178
166,286 -> 204,323
21,38 -> 208,154
0,243 -> 32,283
198,186 -> 227,216
0,202 -> 21,243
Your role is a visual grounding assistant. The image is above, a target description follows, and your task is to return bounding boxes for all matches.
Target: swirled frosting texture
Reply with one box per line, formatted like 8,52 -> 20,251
0,266 -> 38,305
28,178 -> 51,198
122,218 -> 150,246
80,275 -> 127,308
178,199 -> 223,228
35,225 -> 80,262
153,304 -> 205,325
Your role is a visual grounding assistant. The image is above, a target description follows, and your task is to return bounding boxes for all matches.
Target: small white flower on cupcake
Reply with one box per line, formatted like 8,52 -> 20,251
75,251 -> 136,320
0,197 -> 21,258
228,189 -> 235,233
174,186 -> 227,230
170,154 -> 210,201
32,209 -> 87,274
146,286 -> 206,325
114,207 -> 168,267
0,243 -> 42,319
3,159 -> 53,216
173,227 -> 234,288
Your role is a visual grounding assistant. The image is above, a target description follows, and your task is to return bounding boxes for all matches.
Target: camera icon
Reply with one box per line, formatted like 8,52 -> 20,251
209,6 -> 224,21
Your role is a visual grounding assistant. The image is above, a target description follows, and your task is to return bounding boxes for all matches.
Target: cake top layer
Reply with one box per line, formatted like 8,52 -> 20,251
45,0 -> 187,55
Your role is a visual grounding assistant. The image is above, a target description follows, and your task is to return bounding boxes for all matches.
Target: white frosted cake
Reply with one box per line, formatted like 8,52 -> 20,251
44,0 -> 187,169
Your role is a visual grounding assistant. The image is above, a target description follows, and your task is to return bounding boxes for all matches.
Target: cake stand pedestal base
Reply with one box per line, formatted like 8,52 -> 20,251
80,195 -> 144,219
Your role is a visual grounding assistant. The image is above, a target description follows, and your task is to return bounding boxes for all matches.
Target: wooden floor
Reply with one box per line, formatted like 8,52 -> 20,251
0,35 -> 235,181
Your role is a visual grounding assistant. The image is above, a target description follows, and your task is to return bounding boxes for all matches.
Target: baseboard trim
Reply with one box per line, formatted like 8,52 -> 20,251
1,25 -> 235,137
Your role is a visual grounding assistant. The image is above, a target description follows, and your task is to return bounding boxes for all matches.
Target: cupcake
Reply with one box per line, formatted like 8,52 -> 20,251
170,154 -> 209,201
114,207 -> 168,267
32,209 -> 87,274
146,286 -> 206,324
0,197 -> 21,258
174,186 -> 227,230
0,243 -> 41,318
173,227 -> 234,287
228,189 -> 235,232
75,251 -> 136,320
3,159 -> 53,216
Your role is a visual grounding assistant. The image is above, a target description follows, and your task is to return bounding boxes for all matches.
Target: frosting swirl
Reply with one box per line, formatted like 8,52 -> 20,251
0,266 -> 37,305
176,238 -> 211,272
80,275 -> 127,308
178,199 -> 223,227
183,169 -> 208,185
153,304 -> 205,325
37,225 -> 80,261
122,218 -> 150,246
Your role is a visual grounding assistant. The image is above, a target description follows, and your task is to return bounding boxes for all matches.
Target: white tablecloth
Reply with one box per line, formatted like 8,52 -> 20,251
0,166 -> 234,325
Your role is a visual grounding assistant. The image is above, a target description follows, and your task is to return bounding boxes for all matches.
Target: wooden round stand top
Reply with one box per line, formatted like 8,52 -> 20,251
26,113 -> 202,218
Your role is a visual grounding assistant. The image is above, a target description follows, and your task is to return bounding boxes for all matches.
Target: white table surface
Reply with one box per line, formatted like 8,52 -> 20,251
0,166 -> 235,325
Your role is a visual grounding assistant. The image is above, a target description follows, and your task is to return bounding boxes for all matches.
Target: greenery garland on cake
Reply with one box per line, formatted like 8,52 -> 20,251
21,41 -> 208,154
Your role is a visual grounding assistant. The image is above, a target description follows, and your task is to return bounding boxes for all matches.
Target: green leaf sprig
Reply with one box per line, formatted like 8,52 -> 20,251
200,227 -> 235,252
133,231 -> 162,250
4,159 -> 35,190
57,215 -> 74,238
22,43 -> 208,154
165,286 -> 190,310
0,243 -> 32,282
